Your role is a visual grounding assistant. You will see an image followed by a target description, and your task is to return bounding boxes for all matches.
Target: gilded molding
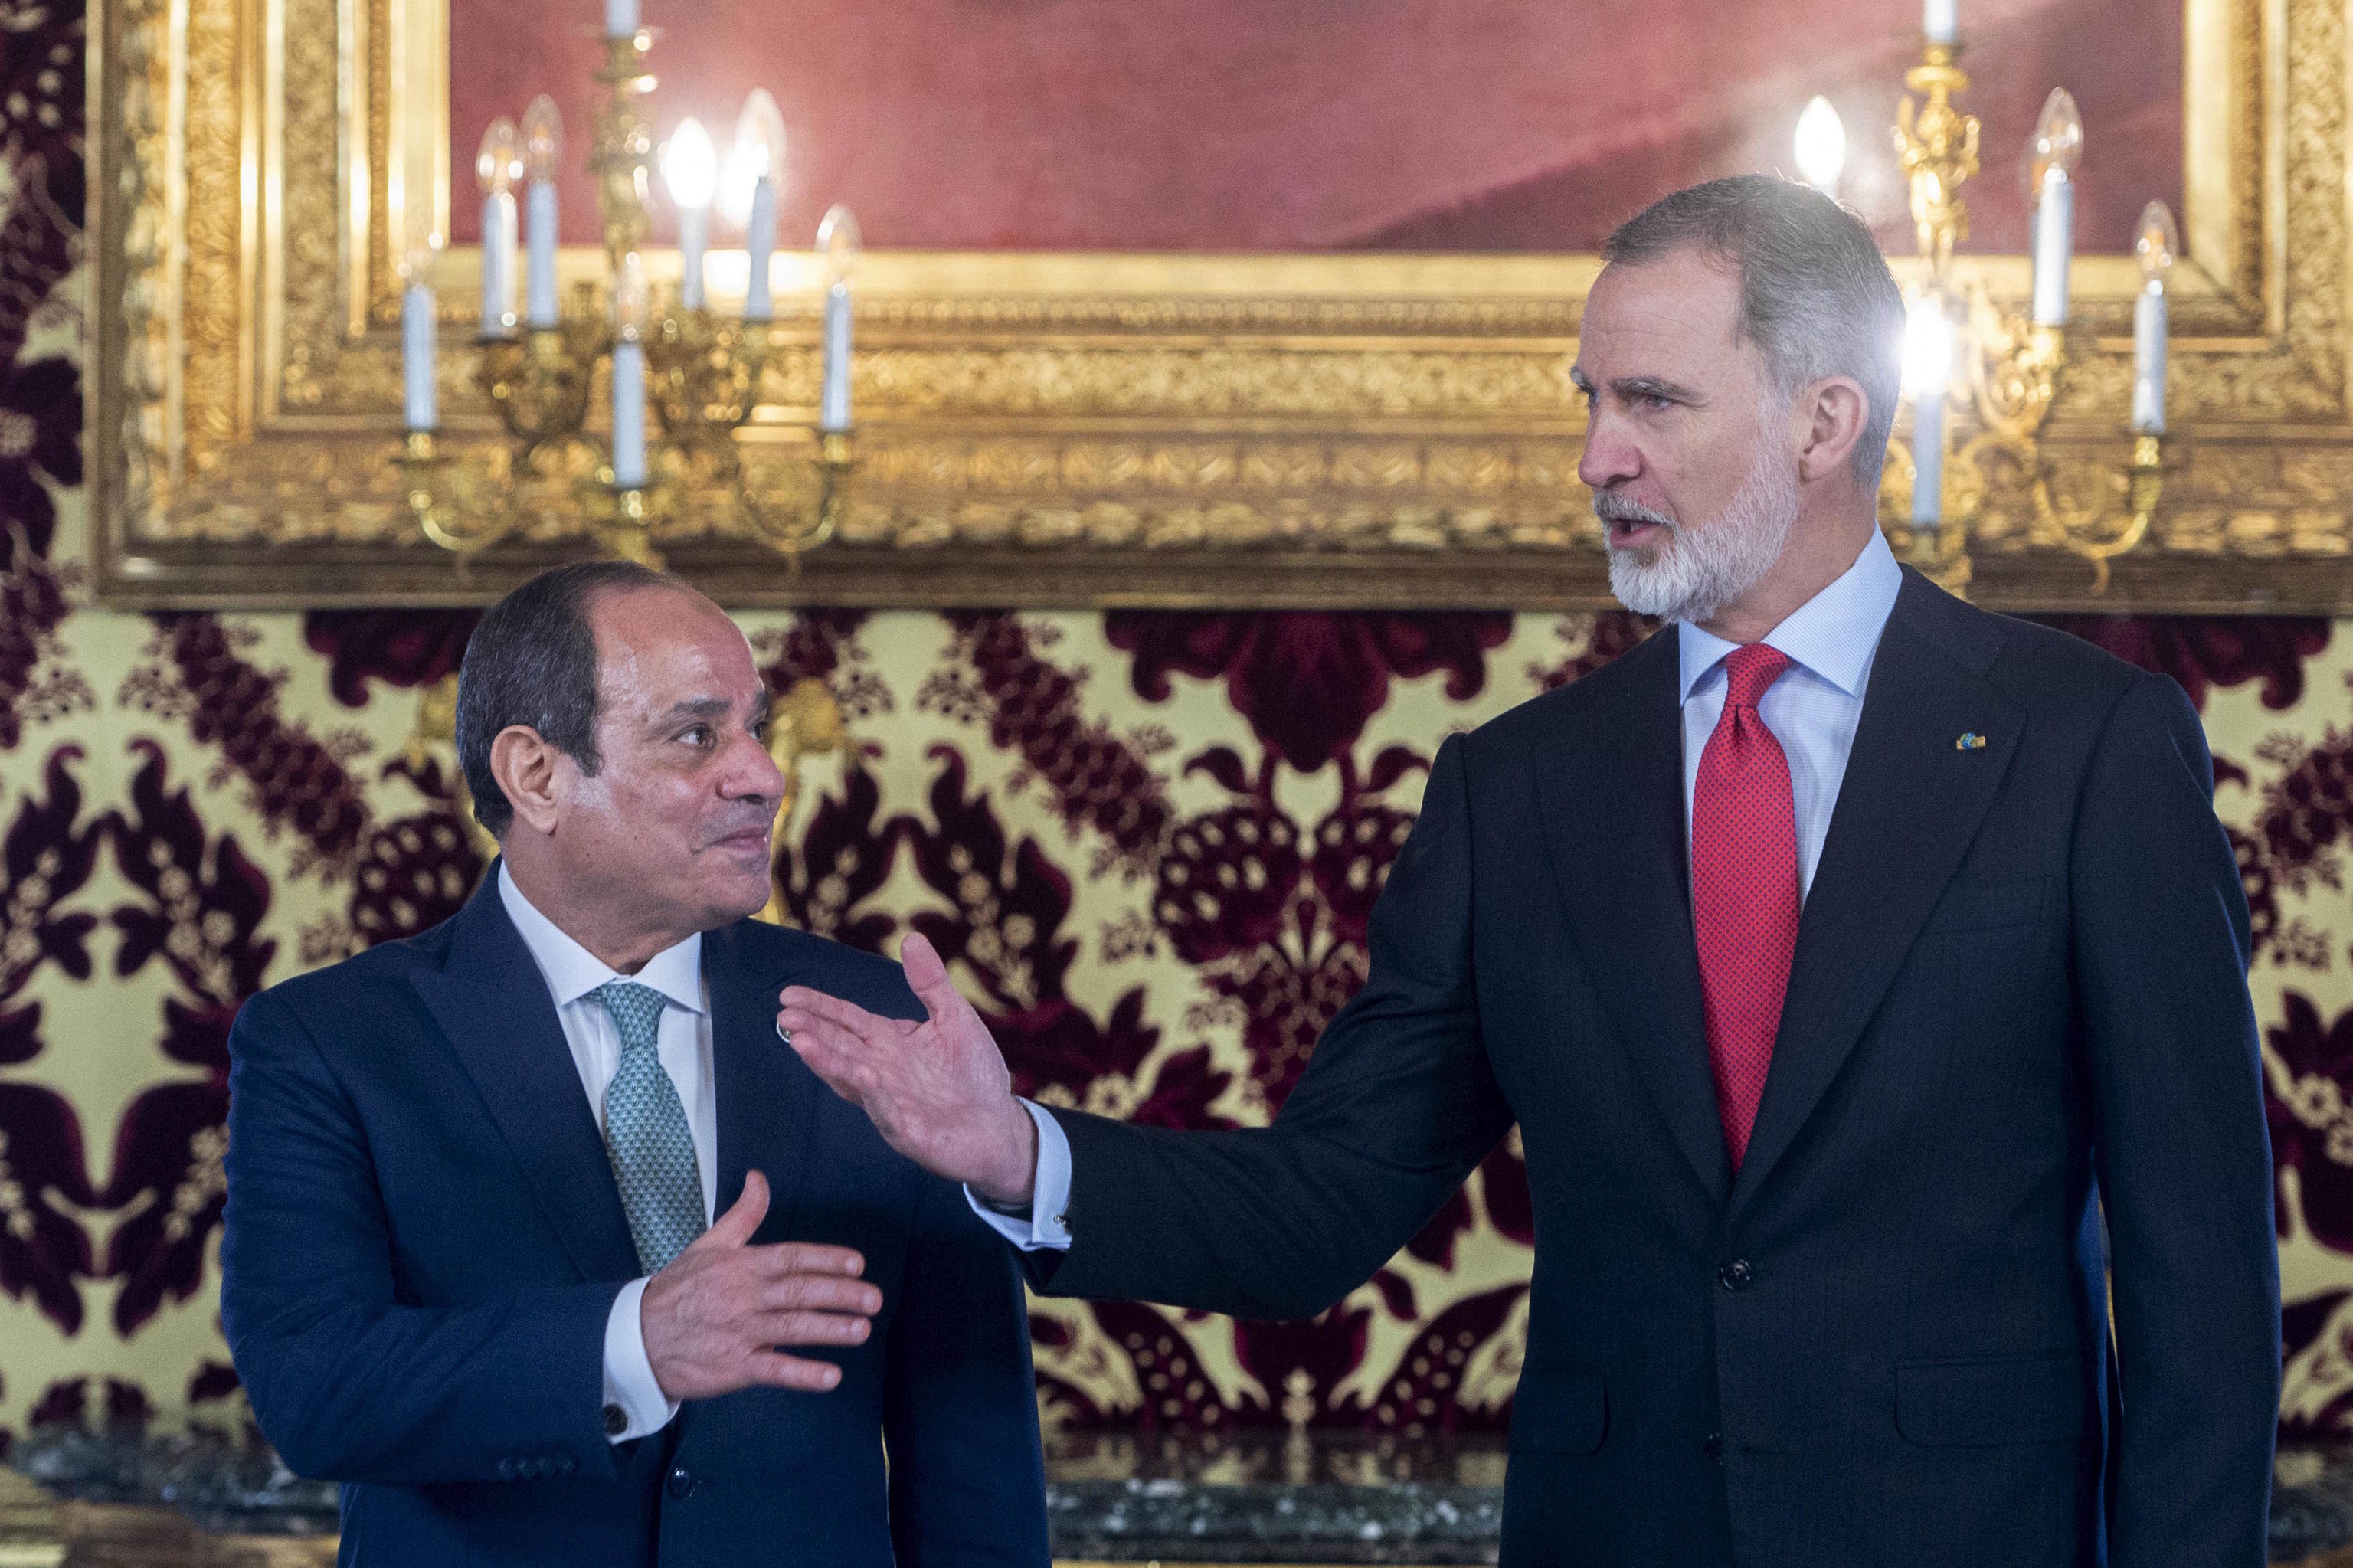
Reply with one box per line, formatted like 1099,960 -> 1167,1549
87,0 -> 2353,611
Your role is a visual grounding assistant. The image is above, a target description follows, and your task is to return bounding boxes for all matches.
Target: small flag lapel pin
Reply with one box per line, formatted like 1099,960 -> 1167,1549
1955,732 -> 1988,751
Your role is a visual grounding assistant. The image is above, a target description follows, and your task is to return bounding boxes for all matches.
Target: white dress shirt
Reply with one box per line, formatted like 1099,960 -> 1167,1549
498,865 -> 714,1441
974,528 -> 1906,1254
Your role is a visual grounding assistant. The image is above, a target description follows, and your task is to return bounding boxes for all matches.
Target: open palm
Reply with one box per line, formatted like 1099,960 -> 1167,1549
777,931 -> 1039,1205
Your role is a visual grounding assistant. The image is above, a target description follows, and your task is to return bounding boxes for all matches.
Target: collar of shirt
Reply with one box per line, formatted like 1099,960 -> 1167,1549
496,862 -> 706,1018
1676,527 -> 1903,703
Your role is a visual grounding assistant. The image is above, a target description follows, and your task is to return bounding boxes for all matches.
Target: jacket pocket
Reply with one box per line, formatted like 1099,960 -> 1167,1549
1509,1366 -> 1608,1455
1924,875 -> 2050,935
1896,1351 -> 2086,1446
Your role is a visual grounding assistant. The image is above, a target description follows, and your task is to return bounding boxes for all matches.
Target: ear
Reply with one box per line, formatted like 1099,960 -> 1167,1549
487,725 -> 572,838
1795,376 -> 1870,486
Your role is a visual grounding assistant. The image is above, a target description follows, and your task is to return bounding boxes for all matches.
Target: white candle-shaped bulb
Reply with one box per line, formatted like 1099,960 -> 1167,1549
731,90 -> 787,320
1903,295 -> 1954,526
2134,200 -> 2178,436
662,118 -> 718,313
611,251 -> 650,487
522,96 -> 563,329
1923,0 -> 1959,44
2029,88 -> 2083,327
400,234 -> 442,431
817,205 -> 860,432
604,0 -> 637,39
1794,97 -> 1846,198
476,118 -> 522,337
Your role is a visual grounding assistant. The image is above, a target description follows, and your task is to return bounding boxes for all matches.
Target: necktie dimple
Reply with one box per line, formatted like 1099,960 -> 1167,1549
1692,643 -> 1801,1170
593,980 -> 707,1274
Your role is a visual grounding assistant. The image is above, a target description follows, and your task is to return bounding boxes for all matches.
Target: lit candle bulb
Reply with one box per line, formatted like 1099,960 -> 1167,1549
817,205 -> 860,433
522,96 -> 563,329
476,118 -> 522,337
1793,97 -> 1846,199
2133,200 -> 2178,436
401,234 -> 442,431
1923,0 -> 1958,44
2028,89 -> 2083,327
662,118 -> 717,314
611,251 -> 650,486
1903,294 -> 1955,527
731,90 -> 787,321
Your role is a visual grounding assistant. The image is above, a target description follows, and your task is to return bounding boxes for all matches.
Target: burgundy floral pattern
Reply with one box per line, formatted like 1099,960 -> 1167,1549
0,355 -> 80,561
0,748 -> 99,1332
2031,614 -> 2331,712
119,617 -> 373,876
98,743 -> 275,1334
1108,611 -> 1514,773
0,483 -> 2350,1453
303,611 -> 481,709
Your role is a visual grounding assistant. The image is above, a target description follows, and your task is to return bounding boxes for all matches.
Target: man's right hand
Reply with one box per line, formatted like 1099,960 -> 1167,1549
640,1170 -> 880,1401
777,931 -> 1040,1207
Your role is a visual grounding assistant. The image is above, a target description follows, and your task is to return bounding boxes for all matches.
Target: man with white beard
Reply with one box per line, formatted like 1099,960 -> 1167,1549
777,176 -> 2281,1567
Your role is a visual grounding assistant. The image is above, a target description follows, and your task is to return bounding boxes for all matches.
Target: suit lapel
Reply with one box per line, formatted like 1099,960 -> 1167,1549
704,923 -> 822,1239
409,871 -> 641,1282
1535,630 -> 1731,1204
1729,571 -> 2024,1214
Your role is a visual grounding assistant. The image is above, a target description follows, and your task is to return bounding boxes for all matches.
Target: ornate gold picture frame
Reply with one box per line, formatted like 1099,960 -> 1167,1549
86,0 -> 2353,611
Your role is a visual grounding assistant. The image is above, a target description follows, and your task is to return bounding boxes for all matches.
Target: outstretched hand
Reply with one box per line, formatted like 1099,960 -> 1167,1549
779,932 -> 1040,1206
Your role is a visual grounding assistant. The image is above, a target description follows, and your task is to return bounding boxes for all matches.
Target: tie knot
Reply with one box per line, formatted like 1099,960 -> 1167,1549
592,980 -> 667,1053
1721,643 -> 1794,711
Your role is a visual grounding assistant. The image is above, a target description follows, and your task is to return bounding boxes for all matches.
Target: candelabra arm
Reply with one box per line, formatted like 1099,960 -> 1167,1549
401,430 -> 517,561
2033,434 -> 2162,595
476,324 -> 606,473
733,430 -> 851,562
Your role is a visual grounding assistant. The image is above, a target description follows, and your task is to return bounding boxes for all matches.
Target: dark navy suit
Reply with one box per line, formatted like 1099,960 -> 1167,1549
1028,572 -> 2280,1566
221,876 -> 1047,1566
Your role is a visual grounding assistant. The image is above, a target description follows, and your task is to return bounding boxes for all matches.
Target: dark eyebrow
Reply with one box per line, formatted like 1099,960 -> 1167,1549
653,695 -> 741,729
1612,375 -> 1703,406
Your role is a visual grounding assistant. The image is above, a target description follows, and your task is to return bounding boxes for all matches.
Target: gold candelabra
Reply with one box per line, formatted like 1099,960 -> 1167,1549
398,29 -> 856,571
1877,45 -> 2171,597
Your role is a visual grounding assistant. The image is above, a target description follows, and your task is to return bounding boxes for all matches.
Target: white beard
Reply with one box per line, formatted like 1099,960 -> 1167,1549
1602,427 -> 1802,625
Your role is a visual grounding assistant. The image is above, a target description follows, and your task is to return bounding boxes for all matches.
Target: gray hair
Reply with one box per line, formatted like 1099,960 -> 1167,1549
1603,175 -> 1905,489
454,559 -> 682,836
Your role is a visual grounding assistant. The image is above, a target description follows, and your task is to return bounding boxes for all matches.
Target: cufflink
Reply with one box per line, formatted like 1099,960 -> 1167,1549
603,1403 -> 627,1437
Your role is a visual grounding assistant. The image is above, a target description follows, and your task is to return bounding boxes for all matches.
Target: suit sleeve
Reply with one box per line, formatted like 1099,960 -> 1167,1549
883,1174 -> 1051,1567
1033,729 -> 1514,1320
221,987 -> 623,1485
2070,672 -> 2279,1566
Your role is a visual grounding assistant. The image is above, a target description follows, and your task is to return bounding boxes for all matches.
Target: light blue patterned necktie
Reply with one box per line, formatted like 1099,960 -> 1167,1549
592,980 -> 706,1274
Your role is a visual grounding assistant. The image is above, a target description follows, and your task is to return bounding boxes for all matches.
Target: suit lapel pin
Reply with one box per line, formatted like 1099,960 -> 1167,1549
1955,732 -> 1988,751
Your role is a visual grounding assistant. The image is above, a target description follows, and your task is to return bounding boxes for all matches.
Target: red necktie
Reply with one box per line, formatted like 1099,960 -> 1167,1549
1692,643 -> 1800,1170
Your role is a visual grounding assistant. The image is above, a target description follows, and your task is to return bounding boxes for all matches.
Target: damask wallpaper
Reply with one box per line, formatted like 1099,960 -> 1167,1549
9,0 -> 2353,1455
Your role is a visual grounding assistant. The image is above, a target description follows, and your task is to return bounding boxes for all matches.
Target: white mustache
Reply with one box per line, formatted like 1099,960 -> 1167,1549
1593,493 -> 1676,534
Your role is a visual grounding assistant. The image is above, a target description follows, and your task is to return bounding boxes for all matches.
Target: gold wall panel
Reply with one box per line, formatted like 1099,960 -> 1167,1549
84,0 -> 2353,611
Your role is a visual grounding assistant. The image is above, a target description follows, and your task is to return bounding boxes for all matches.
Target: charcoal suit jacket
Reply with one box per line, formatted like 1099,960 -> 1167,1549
221,875 -> 1048,1567
1027,569 -> 2280,1567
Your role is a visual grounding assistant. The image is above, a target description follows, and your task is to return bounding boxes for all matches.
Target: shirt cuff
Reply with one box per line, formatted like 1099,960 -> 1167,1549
964,1099 -> 1074,1252
601,1276 -> 682,1442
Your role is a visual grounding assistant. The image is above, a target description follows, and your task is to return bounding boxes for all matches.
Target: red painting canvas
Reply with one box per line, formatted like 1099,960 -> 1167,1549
449,0 -> 2180,257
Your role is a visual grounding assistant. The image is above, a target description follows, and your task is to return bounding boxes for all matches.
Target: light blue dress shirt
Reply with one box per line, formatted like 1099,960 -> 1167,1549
972,529 -> 1907,1252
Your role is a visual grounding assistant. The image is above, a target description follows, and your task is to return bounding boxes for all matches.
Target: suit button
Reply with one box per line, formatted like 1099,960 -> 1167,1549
666,1467 -> 695,1501
1718,1259 -> 1755,1291
603,1403 -> 627,1437
1703,1432 -> 1723,1463
496,1458 -> 516,1479
557,1455 -> 577,1475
